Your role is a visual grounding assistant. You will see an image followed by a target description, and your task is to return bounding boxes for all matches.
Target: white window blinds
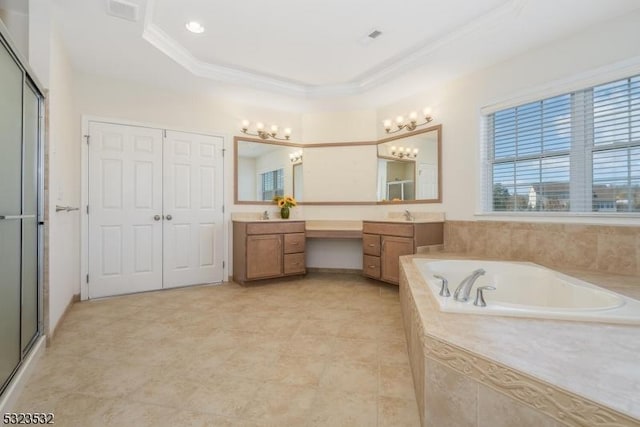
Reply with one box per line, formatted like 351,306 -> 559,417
260,168 -> 284,201
484,74 -> 640,213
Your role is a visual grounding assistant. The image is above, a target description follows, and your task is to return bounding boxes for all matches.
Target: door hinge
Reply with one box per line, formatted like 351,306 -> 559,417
86,274 -> 89,283
86,205 -> 89,214
84,134 -> 90,145
222,148 -> 226,157
222,261 -> 225,269
222,205 -> 225,213
163,129 -> 167,138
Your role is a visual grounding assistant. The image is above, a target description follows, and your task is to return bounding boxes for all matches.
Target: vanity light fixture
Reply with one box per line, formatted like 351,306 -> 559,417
390,146 -> 419,159
383,108 -> 433,134
241,120 -> 291,141
185,21 -> 205,34
289,150 -> 303,163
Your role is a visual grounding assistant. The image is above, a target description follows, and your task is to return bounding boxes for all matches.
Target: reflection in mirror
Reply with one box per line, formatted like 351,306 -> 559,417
377,158 -> 416,201
235,138 -> 303,203
293,163 -> 303,201
377,126 -> 440,202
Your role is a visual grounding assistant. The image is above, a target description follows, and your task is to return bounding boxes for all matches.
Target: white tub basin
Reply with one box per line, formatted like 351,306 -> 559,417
414,259 -> 640,324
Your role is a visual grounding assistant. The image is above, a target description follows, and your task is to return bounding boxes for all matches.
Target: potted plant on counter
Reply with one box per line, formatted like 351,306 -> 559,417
273,195 -> 297,219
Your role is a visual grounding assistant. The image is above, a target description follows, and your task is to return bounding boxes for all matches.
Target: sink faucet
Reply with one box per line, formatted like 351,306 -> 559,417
262,210 -> 269,220
453,269 -> 486,302
404,210 -> 414,221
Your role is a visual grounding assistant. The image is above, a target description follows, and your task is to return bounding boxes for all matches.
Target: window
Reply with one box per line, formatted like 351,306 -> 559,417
485,74 -> 640,213
260,168 -> 284,201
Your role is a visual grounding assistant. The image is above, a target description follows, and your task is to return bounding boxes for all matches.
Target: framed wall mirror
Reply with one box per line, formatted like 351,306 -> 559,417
234,137 -> 304,204
376,125 -> 442,203
234,124 -> 441,205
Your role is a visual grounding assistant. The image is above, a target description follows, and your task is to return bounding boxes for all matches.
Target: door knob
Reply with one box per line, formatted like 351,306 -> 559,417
153,215 -> 161,221
166,214 -> 173,221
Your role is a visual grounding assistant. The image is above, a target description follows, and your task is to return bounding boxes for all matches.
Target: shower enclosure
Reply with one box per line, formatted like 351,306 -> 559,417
0,23 -> 44,396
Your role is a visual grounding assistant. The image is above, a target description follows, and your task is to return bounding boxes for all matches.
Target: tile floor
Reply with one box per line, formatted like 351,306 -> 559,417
14,273 -> 420,426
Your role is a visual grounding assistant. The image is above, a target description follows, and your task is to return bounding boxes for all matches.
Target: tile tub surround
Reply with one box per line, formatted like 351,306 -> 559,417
399,255 -> 640,427
13,274 -> 420,426
444,221 -> 640,277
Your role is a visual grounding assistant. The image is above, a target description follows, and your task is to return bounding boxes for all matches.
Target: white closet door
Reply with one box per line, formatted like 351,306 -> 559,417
88,122 -> 164,298
163,131 -> 224,288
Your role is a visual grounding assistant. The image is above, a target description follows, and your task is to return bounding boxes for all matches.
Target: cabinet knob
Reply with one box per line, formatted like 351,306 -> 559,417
369,265 -> 376,269
368,243 -> 375,247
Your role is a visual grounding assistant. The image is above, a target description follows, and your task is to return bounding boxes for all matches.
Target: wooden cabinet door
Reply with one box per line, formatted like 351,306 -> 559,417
246,234 -> 282,279
381,236 -> 414,284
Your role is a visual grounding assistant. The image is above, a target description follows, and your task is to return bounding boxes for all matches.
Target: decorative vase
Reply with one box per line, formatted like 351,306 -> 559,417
280,206 -> 290,219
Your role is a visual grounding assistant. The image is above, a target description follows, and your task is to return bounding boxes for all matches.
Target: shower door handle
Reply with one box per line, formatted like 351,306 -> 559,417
0,214 -> 36,220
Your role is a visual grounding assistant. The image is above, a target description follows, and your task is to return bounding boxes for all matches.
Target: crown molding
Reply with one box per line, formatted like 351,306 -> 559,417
142,0 -> 525,98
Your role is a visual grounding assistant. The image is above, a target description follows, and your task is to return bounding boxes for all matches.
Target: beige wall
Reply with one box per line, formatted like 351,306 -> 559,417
47,24 -> 79,332
301,110 -> 377,143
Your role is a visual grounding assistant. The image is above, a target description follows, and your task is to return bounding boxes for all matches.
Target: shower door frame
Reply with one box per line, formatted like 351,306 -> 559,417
0,19 -> 46,397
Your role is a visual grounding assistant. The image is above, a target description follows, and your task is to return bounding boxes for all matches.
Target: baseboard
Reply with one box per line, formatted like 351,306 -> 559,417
47,293 -> 79,346
0,336 -> 46,413
306,267 -> 362,275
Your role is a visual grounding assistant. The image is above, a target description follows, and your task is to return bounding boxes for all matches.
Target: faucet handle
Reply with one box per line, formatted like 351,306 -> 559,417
433,274 -> 450,297
474,286 -> 496,307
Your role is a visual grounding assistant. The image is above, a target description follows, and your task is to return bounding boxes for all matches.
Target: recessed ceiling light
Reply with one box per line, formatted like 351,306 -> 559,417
185,21 -> 205,34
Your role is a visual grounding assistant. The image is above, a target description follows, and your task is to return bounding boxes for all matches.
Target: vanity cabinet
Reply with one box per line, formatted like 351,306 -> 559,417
362,221 -> 443,285
233,221 -> 306,283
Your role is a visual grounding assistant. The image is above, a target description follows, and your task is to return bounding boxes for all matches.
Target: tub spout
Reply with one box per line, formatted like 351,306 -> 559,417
454,268 -> 486,302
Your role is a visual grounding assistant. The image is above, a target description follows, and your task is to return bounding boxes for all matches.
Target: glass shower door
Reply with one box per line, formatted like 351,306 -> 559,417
0,38 -> 24,391
21,82 -> 40,353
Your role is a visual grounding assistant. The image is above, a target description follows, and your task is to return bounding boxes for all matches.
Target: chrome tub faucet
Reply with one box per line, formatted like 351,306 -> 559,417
454,268 -> 486,302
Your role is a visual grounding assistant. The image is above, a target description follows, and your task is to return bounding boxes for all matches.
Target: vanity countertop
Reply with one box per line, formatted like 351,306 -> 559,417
401,252 -> 640,421
365,218 -> 444,224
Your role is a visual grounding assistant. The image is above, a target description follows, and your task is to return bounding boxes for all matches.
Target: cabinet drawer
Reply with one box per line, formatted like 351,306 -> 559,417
246,221 -> 305,235
363,255 -> 381,279
284,253 -> 306,275
284,233 -> 306,254
363,222 -> 414,238
362,233 -> 380,256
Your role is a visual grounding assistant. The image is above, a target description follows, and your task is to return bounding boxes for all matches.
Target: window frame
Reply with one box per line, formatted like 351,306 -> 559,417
482,73 -> 640,217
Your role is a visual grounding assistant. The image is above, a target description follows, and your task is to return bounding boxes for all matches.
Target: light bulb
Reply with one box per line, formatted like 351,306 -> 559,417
396,116 -> 404,124
391,146 -> 397,153
256,122 -> 264,130
413,148 -> 419,154
423,107 -> 432,117
383,119 -> 392,129
409,111 -> 418,121
284,128 -> 292,135
270,125 -> 278,133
